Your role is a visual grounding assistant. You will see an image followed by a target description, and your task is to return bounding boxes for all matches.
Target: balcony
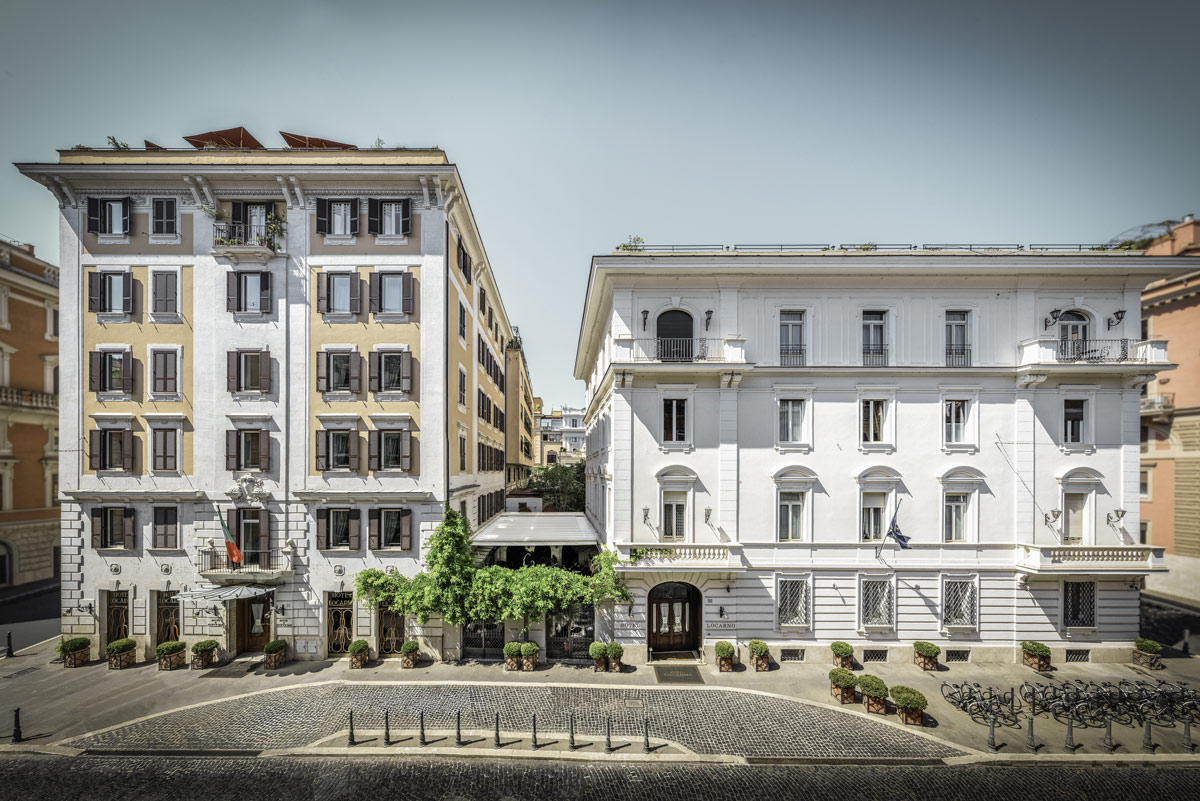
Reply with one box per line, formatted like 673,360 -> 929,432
862,345 -> 888,367
945,345 -> 971,367
197,547 -> 292,585
212,222 -> 286,264
0,387 -> 56,410
1017,544 -> 1165,575
1141,393 -> 1175,417
1020,336 -> 1168,368
632,337 -> 727,363
779,344 -> 806,367
616,542 -> 744,572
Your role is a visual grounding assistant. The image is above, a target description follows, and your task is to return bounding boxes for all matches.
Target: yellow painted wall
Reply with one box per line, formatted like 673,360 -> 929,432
83,213 -> 195,256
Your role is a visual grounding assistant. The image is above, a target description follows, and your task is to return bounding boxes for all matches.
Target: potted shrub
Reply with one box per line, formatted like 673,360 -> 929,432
1021,640 -> 1051,671
401,640 -> 420,668
503,641 -> 523,671
606,642 -> 624,672
191,639 -> 219,670
748,639 -> 770,672
714,640 -> 735,672
891,685 -> 928,725
858,674 -> 888,714
589,641 -> 608,672
263,639 -> 288,669
521,641 -> 540,671
106,638 -> 136,670
57,637 -> 90,668
829,667 -> 857,704
156,641 -> 187,671
913,641 -> 940,671
830,641 -> 854,669
1133,637 -> 1163,669
348,639 -> 370,669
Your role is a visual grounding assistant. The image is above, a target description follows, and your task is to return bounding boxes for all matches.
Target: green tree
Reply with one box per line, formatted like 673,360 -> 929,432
529,462 -> 585,511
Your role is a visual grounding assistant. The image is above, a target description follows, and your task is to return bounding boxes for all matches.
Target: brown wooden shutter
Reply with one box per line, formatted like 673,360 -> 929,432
315,431 -> 327,471
258,508 -> 270,557
121,198 -> 132,234
89,352 -> 102,391
226,430 -> 238,470
151,351 -> 163,393
400,430 -> 412,472
348,508 -> 361,550
368,272 -> 380,313
91,508 -> 103,548
348,198 -> 360,236
316,351 -> 328,391
89,430 -> 102,470
368,352 -> 380,392
316,272 -> 329,312
87,198 -> 101,233
122,272 -> 134,314
367,198 -> 380,235
348,275 -> 361,314
152,429 -> 163,471
348,352 -> 361,394
231,201 -> 246,226
259,349 -> 271,393
259,271 -> 271,311
402,272 -> 414,314
122,507 -> 135,549
121,430 -> 133,472
401,199 -> 411,235
316,508 -> 329,549
165,351 -> 176,393
226,271 -> 239,312
164,272 -> 177,312
166,508 -> 178,549
368,508 -> 380,550
227,351 -> 239,392
258,430 -> 270,472
121,351 -> 133,394
400,351 -> 413,393
347,431 -> 359,471
401,509 -> 412,550
88,272 -> 101,312
165,428 -> 176,471
315,198 -> 329,235
153,508 -> 164,548
151,272 -> 163,312
368,430 -> 380,471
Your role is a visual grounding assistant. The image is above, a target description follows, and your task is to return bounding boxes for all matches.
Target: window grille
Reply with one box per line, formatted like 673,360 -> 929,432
861,580 -> 893,627
1063,581 -> 1095,627
945,649 -> 970,663
779,648 -> 804,662
777,579 -> 810,627
943,580 -> 977,627
1065,649 -> 1091,663
862,649 -> 888,663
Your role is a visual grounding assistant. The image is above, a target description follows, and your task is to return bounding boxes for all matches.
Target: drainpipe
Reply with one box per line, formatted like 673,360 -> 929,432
444,218 -> 451,512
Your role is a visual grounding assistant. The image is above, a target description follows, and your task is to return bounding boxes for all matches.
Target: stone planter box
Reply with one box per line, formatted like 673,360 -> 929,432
898,707 -> 923,726
1133,649 -> 1162,670
914,652 -> 938,671
752,654 -> 769,672
349,650 -> 369,669
608,657 -> 622,673
522,655 -> 538,671
505,655 -> 521,671
834,654 -> 853,669
158,651 -> 186,671
717,656 -> 733,672
593,657 -> 607,672
191,650 -> 216,670
864,695 -> 887,714
264,650 -> 287,670
63,647 -> 89,668
401,652 -> 418,669
1022,651 -> 1050,671
108,650 -> 135,670
830,683 -> 855,704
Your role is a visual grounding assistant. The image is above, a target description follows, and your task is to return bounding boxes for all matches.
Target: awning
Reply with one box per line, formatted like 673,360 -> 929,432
174,585 -> 275,602
472,512 -> 600,547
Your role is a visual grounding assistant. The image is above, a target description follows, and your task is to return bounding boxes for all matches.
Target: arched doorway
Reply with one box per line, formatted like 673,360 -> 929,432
1057,311 -> 1090,361
648,581 -> 701,658
656,310 -> 694,362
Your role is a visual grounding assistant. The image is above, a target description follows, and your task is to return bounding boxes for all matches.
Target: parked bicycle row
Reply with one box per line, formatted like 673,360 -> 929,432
942,679 -> 1200,728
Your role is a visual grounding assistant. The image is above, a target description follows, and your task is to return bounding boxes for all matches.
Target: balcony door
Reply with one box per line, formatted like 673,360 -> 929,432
648,582 -> 701,658
656,310 -> 694,362
1057,311 -> 1090,360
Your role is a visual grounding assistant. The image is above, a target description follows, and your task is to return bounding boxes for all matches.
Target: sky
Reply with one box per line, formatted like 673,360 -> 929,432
2,0 -> 1198,407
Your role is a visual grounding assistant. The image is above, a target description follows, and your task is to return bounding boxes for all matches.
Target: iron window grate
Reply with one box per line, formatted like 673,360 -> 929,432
779,648 -> 805,662
777,579 -> 811,627
943,580 -> 978,627
861,580 -> 894,627
1063,581 -> 1096,627
862,648 -> 888,663
945,649 -> 970,663
1065,649 -> 1091,663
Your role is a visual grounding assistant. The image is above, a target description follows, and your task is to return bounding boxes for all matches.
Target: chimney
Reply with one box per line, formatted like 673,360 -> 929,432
1181,213 -> 1195,225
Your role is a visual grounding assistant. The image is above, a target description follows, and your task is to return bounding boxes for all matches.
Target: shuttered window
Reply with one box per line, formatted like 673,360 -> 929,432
151,271 -> 177,314
662,491 -> 686,542
152,506 -> 178,549
1063,493 -> 1087,544
92,429 -> 133,472
151,350 -> 177,395
152,428 -> 177,472
90,350 -> 133,394
152,199 -> 176,235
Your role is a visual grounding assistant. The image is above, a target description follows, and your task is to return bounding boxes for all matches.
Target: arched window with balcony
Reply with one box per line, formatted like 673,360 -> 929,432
1056,310 -> 1091,361
656,310 -> 694,362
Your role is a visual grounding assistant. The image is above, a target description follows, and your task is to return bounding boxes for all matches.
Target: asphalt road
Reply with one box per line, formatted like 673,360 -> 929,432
0,583 -> 59,651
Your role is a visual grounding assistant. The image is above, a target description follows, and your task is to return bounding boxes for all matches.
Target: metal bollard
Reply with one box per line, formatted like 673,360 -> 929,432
11,708 -> 21,744
419,710 -> 427,746
456,710 -> 463,748
1102,717 -> 1114,754
493,712 -> 501,750
568,712 -> 576,752
1065,716 -> 1075,751
347,709 -> 356,746
1009,687 -> 1015,716
1183,717 -> 1194,753
1024,715 -> 1036,754
5,632 -> 13,659
642,716 -> 650,754
1142,718 -> 1155,753
384,710 -> 391,745
985,713 -> 998,754
531,713 -> 538,750
605,715 -> 612,753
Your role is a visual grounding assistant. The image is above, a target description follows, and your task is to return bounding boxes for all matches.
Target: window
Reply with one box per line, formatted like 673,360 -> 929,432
329,509 -> 351,547
777,577 -> 811,627
226,271 -> 271,314
861,399 -> 885,443
780,311 -> 805,366
151,271 -> 177,314
317,429 -> 357,471
459,302 -> 467,339
1139,521 -> 1149,545
330,201 -> 352,236
1063,399 -> 1086,444
380,274 -> 404,313
371,430 -> 410,471
240,431 -> 260,471
458,368 -> 467,406
1140,469 -> 1150,499
228,349 -> 270,394
152,198 -> 176,235
152,506 -> 178,549
324,352 -> 354,393
861,492 -> 886,541
93,507 -> 130,549
860,579 -> 893,627
226,429 -> 269,472
86,197 -> 130,235
152,428 -> 177,472
150,350 -> 177,396
942,579 -> 977,627
379,509 -> 412,549
1063,580 -> 1096,628
87,271 -> 131,315
943,494 -> 968,542
944,399 -> 967,444
662,491 -> 686,542
1063,493 -> 1087,544
778,399 -> 805,443
380,202 -> 408,236
459,433 -> 467,471
330,274 -> 351,313
862,311 -> 887,365
90,429 -> 132,472
778,492 -> 805,541
945,311 -> 969,366
89,350 -> 131,394
663,399 -> 686,443
242,273 -> 262,313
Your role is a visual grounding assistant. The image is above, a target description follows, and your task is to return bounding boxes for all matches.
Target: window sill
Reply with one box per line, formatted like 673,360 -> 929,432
374,391 -> 411,402
149,313 -> 182,324
372,469 -> 412,476
321,391 -> 359,402
775,443 -> 812,454
858,443 -> 895,455
778,624 -> 813,631
941,443 -> 978,455
776,539 -> 810,545
148,234 -> 182,246
232,391 -> 269,401
1064,626 -> 1098,636
659,442 -> 693,453
96,234 -> 129,245
147,393 -> 181,403
233,311 -> 270,321
373,235 -> 409,246
1059,444 -> 1096,455
860,624 -> 894,633
43,333 -> 57,341
96,393 -> 132,403
372,313 -> 410,324
150,470 -> 181,478
320,469 -> 358,475
96,313 -> 131,324
146,547 -> 185,555
941,625 -> 978,635
322,235 -> 357,246
96,547 -> 132,553
321,313 -> 359,323
372,547 -> 413,553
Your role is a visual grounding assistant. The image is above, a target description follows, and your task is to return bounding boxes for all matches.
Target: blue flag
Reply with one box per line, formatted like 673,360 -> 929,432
886,500 -> 911,549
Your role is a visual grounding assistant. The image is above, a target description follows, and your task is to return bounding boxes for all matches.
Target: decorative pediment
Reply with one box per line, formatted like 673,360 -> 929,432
938,466 -> 986,487
656,465 -> 698,488
855,465 -> 902,487
1057,467 -> 1104,487
773,466 -> 818,489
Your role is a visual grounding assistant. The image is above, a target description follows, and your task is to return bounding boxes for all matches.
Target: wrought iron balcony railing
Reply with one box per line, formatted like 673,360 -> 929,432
1055,339 -> 1149,364
779,344 -> 806,367
945,345 -> 971,367
633,337 -> 725,363
212,222 -> 286,251
197,547 -> 288,576
862,345 -> 888,367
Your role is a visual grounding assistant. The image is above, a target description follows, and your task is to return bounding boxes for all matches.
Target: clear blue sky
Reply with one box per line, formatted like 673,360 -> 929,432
2,0 -> 1197,406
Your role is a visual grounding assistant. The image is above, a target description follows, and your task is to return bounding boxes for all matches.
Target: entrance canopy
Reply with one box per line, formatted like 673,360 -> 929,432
472,512 -> 600,547
174,585 -> 274,602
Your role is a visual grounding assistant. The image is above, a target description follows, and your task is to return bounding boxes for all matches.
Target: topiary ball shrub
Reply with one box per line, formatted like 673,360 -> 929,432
748,639 -> 769,658
521,641 -> 540,658
192,639 -> 219,655
263,639 -> 287,655
830,641 -> 854,658
890,685 -> 928,711
858,674 -> 888,699
913,641 -> 941,659
1135,637 -> 1163,654
503,641 -> 523,659
1021,641 -> 1051,658
829,667 -> 857,688
105,638 -> 136,657
714,641 -> 735,659
155,641 -> 186,658
589,641 -> 607,660
347,640 -> 369,656
57,637 -> 90,655
401,640 -> 420,656
605,642 -> 624,659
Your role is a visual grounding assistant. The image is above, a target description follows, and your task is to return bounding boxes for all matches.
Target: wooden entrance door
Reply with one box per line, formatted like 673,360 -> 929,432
237,595 -> 271,652
648,582 -> 701,655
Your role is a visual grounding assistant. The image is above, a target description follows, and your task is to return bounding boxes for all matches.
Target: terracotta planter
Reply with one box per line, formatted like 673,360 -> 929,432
63,647 -> 89,668
1133,649 -> 1162,670
108,649 -> 135,670
608,657 -> 622,673
752,654 -> 769,672
898,707 -> 923,725
191,650 -> 216,670
864,695 -> 887,714
349,650 -> 369,669
264,650 -> 287,670
401,652 -> 418,669
1022,651 -> 1050,671
522,654 -> 538,671
717,656 -> 733,672
594,657 -> 607,672
834,654 -> 853,669
830,682 -> 855,704
158,650 -> 186,671
915,653 -> 938,671
505,655 -> 521,671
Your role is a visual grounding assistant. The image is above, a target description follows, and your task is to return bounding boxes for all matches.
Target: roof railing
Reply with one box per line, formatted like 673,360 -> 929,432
838,244 -> 917,251
732,244 -> 833,252
921,244 -> 1024,252
1028,244 -> 1120,252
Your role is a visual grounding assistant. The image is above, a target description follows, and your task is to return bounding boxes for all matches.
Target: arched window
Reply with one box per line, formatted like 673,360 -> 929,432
1058,311 -> 1089,341
656,310 -> 694,361
547,452 -> 557,464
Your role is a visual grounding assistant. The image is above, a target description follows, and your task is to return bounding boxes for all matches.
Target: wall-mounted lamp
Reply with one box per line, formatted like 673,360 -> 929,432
1107,310 -> 1126,330
705,310 -> 713,330
718,606 -> 726,618
1044,509 -> 1062,526
627,602 -> 635,617
642,507 -> 650,524
270,602 -> 287,617
704,507 -> 712,525
1107,509 -> 1127,525
641,310 -> 649,330
725,584 -> 731,594
1044,309 -> 1063,330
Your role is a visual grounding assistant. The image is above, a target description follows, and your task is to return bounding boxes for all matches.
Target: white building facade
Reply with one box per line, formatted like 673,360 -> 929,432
576,250 -> 1187,665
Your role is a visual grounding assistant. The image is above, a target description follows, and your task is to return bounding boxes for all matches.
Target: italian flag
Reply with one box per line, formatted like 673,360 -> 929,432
218,509 -> 243,564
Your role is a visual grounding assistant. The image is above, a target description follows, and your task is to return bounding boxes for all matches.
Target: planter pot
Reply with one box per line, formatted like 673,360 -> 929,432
108,650 -> 135,670
191,650 -> 216,670
505,656 -> 521,671
915,653 -> 938,671
264,650 -> 287,670
608,657 -> 622,673
401,653 -> 418,669
864,695 -> 887,714
594,657 -> 607,672
522,655 -> 538,671
158,650 -> 186,671
63,647 -> 89,668
717,656 -> 733,672
830,683 -> 855,704
1133,649 -> 1162,670
834,654 -> 853,669
898,707 -> 923,726
752,654 -> 769,672
1022,651 -> 1050,671
349,650 -> 369,669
